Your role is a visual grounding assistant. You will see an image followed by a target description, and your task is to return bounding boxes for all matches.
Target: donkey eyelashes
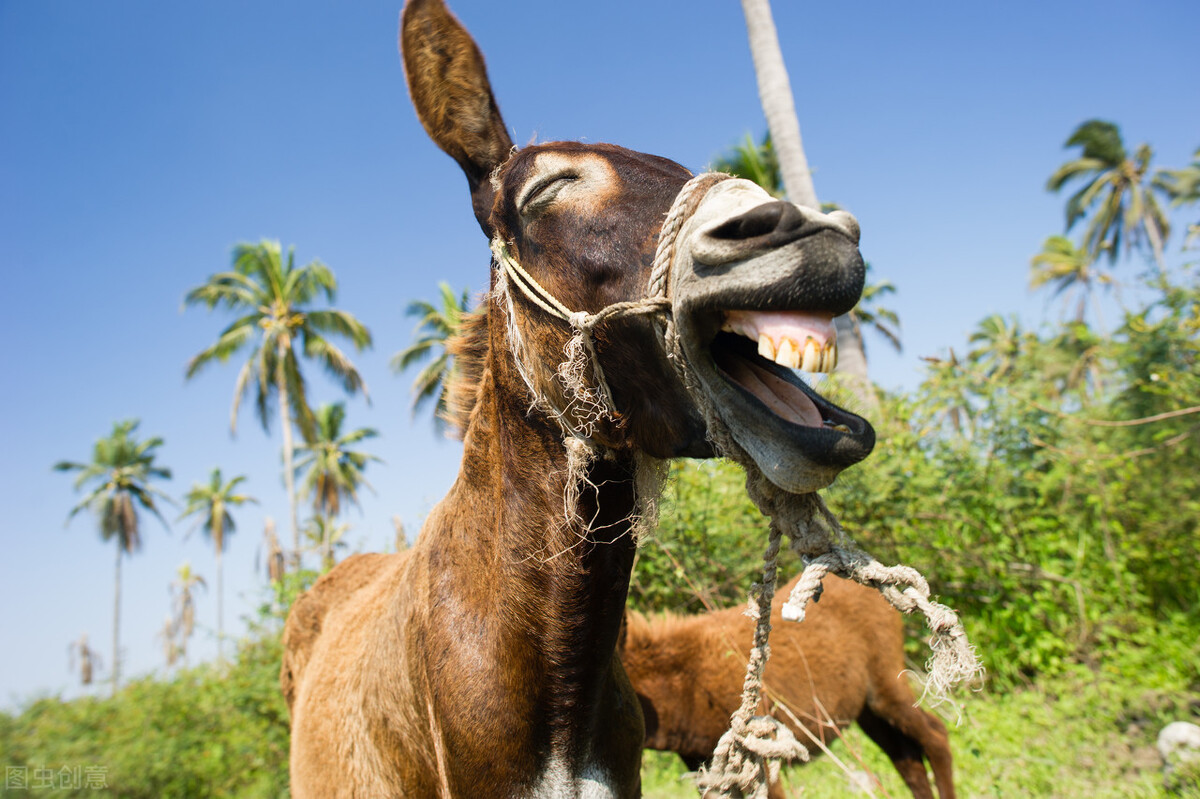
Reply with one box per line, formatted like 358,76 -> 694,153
518,173 -> 579,214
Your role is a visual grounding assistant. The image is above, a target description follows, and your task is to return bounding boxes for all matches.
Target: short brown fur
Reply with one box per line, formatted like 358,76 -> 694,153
621,574 -> 956,799
282,1 -> 872,795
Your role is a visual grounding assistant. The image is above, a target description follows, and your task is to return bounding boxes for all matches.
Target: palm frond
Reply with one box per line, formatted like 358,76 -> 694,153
185,315 -> 258,379
303,332 -> 368,400
306,309 -> 373,350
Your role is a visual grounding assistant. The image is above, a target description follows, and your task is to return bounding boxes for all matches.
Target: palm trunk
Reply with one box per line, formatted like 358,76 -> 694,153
740,0 -> 818,210
277,355 -> 301,569
112,545 -> 121,696
1145,218 -> 1166,274
216,543 -> 225,665
741,0 -> 877,419
322,521 -> 332,572
834,315 -> 879,415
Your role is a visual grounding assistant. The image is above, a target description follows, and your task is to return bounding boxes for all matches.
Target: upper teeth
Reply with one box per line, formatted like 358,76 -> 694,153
756,333 -> 837,373
720,311 -> 839,373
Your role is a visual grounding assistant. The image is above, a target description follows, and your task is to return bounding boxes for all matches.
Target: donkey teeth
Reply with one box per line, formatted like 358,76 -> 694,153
827,340 -> 839,371
758,333 -> 777,361
801,339 -> 822,372
774,337 -> 800,369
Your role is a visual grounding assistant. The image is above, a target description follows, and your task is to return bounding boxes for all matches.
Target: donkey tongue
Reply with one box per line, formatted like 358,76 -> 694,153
716,349 -> 825,428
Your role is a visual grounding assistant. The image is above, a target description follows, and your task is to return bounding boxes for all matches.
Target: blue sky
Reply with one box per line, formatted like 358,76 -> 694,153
1,0 -> 1197,706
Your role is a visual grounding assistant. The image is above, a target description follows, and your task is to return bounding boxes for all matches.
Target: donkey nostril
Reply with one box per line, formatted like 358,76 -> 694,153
707,202 -> 793,240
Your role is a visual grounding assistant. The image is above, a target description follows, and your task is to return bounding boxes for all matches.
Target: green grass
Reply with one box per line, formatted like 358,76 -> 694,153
642,666 -> 1200,798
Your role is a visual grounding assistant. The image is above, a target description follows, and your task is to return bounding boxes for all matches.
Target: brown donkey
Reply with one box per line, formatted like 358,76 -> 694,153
281,1 -> 876,796
621,574 -> 955,799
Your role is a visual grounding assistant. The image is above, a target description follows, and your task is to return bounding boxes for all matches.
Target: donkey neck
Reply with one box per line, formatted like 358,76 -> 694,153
412,335 -> 643,793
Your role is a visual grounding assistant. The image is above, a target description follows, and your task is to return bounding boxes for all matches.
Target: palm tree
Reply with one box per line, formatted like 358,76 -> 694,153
391,282 -> 471,433
738,0 -> 818,208
185,239 -> 372,565
166,562 -> 207,669
826,265 -> 903,414
302,515 -> 351,572
1047,120 -> 1170,268
967,314 -> 1025,382
1155,147 -> 1200,249
853,267 -> 903,355
158,615 -> 182,670
1044,322 -> 1105,401
920,349 -> 975,436
179,469 -> 255,664
294,402 -> 380,568
712,132 -> 783,198
1030,234 -> 1114,326
55,419 -> 172,694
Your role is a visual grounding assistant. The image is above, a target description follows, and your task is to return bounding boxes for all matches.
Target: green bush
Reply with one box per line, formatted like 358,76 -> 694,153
0,626 -> 290,798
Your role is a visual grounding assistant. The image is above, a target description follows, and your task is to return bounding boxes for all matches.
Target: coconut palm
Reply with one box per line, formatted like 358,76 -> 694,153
825,265 -> 903,414
165,562 -> 207,669
391,282 -> 471,433
1044,322 -> 1105,401
294,402 -> 380,568
738,0 -> 817,208
54,419 -> 172,694
712,132 -> 784,198
1155,147 -> 1200,249
1047,120 -> 1170,268
967,314 -> 1025,382
179,469 -> 255,664
1030,234 -> 1114,325
302,515 -> 351,572
185,239 -> 372,565
854,265 -> 902,356
920,349 -> 974,436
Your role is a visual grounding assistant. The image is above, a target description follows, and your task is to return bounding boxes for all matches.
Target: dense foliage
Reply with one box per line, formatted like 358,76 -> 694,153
631,268 -> 1200,690
0,636 -> 290,798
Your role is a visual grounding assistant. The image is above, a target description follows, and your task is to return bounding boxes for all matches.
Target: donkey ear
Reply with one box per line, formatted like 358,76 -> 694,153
401,0 -> 514,234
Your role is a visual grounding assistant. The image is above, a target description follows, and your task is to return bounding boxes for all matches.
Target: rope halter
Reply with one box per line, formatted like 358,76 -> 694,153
489,171 -> 730,444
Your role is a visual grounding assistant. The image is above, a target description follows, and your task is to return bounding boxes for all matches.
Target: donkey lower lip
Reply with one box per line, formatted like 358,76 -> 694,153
692,328 -> 875,493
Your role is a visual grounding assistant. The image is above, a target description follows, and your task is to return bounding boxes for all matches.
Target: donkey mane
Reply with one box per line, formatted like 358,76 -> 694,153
442,302 -> 490,438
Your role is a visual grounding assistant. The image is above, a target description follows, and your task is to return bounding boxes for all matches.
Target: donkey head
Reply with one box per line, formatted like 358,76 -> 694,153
402,0 -> 874,491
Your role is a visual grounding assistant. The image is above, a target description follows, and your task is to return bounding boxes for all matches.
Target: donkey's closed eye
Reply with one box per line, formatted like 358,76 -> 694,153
520,173 -> 579,214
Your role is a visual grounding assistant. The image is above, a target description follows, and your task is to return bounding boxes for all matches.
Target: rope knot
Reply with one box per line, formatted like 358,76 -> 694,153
567,310 -> 592,332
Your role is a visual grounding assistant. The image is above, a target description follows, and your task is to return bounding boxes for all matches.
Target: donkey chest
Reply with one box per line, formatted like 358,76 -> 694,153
527,756 -> 620,799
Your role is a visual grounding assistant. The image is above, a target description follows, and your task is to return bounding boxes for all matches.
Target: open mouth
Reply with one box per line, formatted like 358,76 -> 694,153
712,310 -> 859,433
683,307 -> 874,492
